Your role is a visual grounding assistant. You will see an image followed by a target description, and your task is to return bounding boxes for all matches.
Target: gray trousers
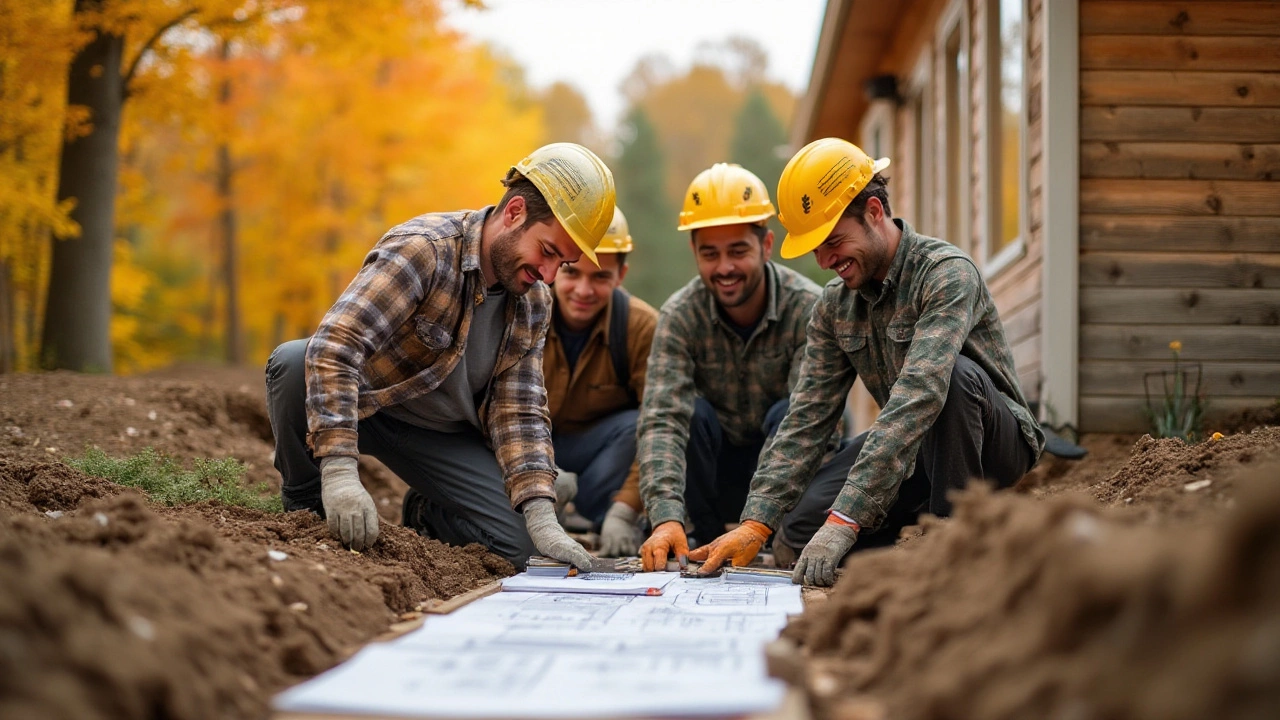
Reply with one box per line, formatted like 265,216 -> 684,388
778,354 -> 1037,553
265,339 -> 536,568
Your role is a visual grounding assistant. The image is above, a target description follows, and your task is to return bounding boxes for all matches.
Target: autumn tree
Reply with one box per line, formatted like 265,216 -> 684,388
538,81 -> 600,152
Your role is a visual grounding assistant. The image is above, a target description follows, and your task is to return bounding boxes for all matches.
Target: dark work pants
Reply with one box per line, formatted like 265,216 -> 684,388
265,339 -> 537,569
684,397 -> 857,546
552,408 -> 639,526
777,354 -> 1038,554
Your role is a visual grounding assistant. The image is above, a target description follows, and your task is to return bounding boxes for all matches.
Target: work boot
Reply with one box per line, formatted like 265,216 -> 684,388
401,488 -> 435,537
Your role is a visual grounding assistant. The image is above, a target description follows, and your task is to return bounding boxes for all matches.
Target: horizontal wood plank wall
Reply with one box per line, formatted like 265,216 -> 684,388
1078,0 -> 1280,433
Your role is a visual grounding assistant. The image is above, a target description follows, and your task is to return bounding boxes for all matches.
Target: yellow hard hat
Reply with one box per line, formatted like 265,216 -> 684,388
676,163 -> 776,232
514,142 -> 616,266
776,138 -> 891,259
596,206 -> 633,254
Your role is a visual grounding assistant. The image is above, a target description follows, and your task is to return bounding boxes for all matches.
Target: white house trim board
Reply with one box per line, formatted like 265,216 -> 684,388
1039,0 -> 1080,427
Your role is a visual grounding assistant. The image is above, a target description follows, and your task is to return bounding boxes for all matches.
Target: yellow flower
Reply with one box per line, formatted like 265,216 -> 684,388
1211,432 -> 1224,442
1169,340 -> 1183,353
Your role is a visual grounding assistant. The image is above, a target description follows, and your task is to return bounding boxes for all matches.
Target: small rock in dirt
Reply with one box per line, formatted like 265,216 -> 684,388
93,512 -> 109,526
147,410 -> 157,421
44,510 -> 64,519
1184,479 -> 1212,492
267,550 -> 288,562
6,426 -> 24,438
123,397 -> 136,406
125,427 -> 140,437
127,615 -> 156,641
271,574 -> 284,588
289,602 -> 308,613
55,399 -> 73,408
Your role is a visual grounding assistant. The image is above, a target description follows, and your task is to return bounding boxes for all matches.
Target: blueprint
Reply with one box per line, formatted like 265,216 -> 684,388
274,574 -> 803,718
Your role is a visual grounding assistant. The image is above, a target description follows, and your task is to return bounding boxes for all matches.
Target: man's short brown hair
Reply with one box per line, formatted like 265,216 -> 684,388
841,174 -> 893,225
499,170 -> 555,230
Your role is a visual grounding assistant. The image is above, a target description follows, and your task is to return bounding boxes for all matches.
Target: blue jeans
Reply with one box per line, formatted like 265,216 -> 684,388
552,408 -> 639,526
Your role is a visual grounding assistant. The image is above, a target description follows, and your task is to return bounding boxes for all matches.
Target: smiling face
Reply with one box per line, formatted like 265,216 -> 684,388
552,252 -> 627,332
692,223 -> 772,314
489,196 -> 583,295
812,199 -> 894,289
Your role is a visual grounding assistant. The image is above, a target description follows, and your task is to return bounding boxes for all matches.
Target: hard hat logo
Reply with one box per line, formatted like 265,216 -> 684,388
676,163 -> 776,232
776,138 -> 891,260
514,143 -> 616,266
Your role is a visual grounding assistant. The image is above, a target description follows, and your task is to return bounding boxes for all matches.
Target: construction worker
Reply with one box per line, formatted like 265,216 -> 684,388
636,163 -> 861,573
264,143 -> 615,572
543,207 -> 657,557
696,138 -> 1045,585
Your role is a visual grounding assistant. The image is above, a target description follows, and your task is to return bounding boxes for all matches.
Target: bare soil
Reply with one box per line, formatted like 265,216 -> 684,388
0,368 -> 509,720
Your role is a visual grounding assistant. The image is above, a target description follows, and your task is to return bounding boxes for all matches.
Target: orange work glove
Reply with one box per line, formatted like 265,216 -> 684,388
640,520 -> 689,572
686,520 -> 772,574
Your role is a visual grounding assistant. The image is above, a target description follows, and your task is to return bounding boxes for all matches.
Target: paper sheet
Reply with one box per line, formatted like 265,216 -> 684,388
274,576 -> 803,718
500,570 -> 679,595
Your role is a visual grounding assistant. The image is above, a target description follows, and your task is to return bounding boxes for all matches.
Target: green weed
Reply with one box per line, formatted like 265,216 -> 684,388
66,447 -> 282,512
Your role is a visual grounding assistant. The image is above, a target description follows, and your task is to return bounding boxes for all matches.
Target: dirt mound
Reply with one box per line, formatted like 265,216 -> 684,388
776,446 -> 1280,719
0,454 -> 512,720
1218,401 -> 1280,436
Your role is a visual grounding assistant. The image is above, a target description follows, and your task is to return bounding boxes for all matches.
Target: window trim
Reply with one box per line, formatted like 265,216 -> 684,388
935,0 -> 970,257
981,0 -> 1030,280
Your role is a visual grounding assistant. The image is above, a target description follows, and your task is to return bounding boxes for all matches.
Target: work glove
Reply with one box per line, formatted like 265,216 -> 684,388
792,520 -> 859,587
320,456 -> 379,551
522,498 -> 596,572
640,520 -> 689,572
598,502 -> 644,557
687,520 -> 772,574
553,468 -> 578,515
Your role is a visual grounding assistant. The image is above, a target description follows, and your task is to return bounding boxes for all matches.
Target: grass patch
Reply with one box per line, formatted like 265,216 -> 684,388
66,447 -> 282,513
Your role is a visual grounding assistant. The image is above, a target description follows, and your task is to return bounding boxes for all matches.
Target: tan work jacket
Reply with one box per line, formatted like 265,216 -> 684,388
544,291 -> 657,512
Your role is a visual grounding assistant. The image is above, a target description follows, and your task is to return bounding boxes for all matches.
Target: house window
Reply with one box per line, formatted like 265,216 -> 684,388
993,0 -> 1024,257
944,20 -> 967,254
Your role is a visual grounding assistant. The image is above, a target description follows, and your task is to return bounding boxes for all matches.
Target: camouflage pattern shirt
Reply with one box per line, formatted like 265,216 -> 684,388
742,220 -> 1045,532
638,262 -> 824,529
304,207 -> 558,510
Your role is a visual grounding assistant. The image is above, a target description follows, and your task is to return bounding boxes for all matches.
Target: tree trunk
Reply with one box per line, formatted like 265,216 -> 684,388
0,258 -> 15,373
217,41 -> 243,365
41,2 -> 123,372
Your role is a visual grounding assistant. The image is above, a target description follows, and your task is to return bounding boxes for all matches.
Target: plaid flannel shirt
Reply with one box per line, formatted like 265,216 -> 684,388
304,207 -> 557,509
637,262 -> 824,528
742,220 -> 1045,531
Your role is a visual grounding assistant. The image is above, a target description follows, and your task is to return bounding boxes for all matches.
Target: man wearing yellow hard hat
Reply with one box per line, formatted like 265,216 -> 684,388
701,138 -> 1044,586
634,163 -> 862,573
265,143 -> 616,572
542,206 -> 658,557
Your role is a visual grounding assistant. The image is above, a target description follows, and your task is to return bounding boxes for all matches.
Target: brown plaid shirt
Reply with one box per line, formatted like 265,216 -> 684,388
304,207 -> 557,509
637,263 -> 824,528
742,220 -> 1045,531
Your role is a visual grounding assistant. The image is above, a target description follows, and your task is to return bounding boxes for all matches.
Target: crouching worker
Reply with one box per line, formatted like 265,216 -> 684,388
265,143 -> 616,571
543,207 -> 657,557
696,138 -> 1044,585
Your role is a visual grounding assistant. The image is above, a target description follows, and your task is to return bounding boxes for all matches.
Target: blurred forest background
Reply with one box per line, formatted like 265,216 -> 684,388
1,0 -> 821,374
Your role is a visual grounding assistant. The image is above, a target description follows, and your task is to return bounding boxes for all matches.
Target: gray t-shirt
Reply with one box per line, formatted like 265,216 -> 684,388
383,284 -> 508,433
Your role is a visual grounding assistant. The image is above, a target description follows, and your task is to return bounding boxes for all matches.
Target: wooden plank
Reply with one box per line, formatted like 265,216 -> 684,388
1081,70 -> 1280,106
1011,332 -> 1042,374
1018,366 -> 1042,403
1080,35 -> 1280,71
1079,395 -> 1277,433
420,579 -> 503,615
1080,214 -> 1280,252
1081,360 -> 1280,397
1080,2 -> 1280,37
1081,287 -> 1280,325
1079,324 -> 1280,360
1001,299 -> 1042,346
1081,142 -> 1280,180
1080,178 -> 1280,215
992,256 -> 1043,315
1081,106 -> 1280,143
1080,251 -> 1280,288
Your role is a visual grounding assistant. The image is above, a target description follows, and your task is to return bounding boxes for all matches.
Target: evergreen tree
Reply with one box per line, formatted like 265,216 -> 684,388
614,107 -> 689,307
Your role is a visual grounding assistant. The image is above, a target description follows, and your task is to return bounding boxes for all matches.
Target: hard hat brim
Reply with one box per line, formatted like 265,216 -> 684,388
780,212 -> 843,260
676,212 -> 776,232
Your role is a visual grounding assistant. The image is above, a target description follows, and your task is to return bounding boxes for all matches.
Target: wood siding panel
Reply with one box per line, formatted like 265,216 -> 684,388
1080,287 -> 1280,325
1079,396 -> 1274,433
1079,178 -> 1280,215
1081,360 -> 1280,397
1079,251 -> 1280,288
1081,35 -> 1280,71
1001,298 -> 1042,346
1081,70 -> 1280,106
1080,142 -> 1280,180
1081,107 -> 1280,143
1080,214 -> 1280,252
1080,324 -> 1280,361
1080,2 -> 1280,36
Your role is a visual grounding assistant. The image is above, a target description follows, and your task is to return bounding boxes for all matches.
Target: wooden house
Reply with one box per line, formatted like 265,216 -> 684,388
798,0 -> 1280,433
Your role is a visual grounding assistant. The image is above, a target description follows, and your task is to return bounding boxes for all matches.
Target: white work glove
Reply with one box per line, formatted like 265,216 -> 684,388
553,469 -> 578,518
792,522 -> 858,587
523,498 -> 596,571
598,501 -> 643,557
320,456 -> 379,551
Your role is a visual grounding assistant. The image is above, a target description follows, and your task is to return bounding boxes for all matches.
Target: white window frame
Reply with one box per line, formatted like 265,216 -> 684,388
935,0 -> 971,257
905,52 -> 933,234
981,0 -> 1030,280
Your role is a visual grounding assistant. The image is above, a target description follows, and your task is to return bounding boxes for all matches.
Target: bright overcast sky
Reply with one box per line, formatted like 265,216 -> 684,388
443,0 -> 828,131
